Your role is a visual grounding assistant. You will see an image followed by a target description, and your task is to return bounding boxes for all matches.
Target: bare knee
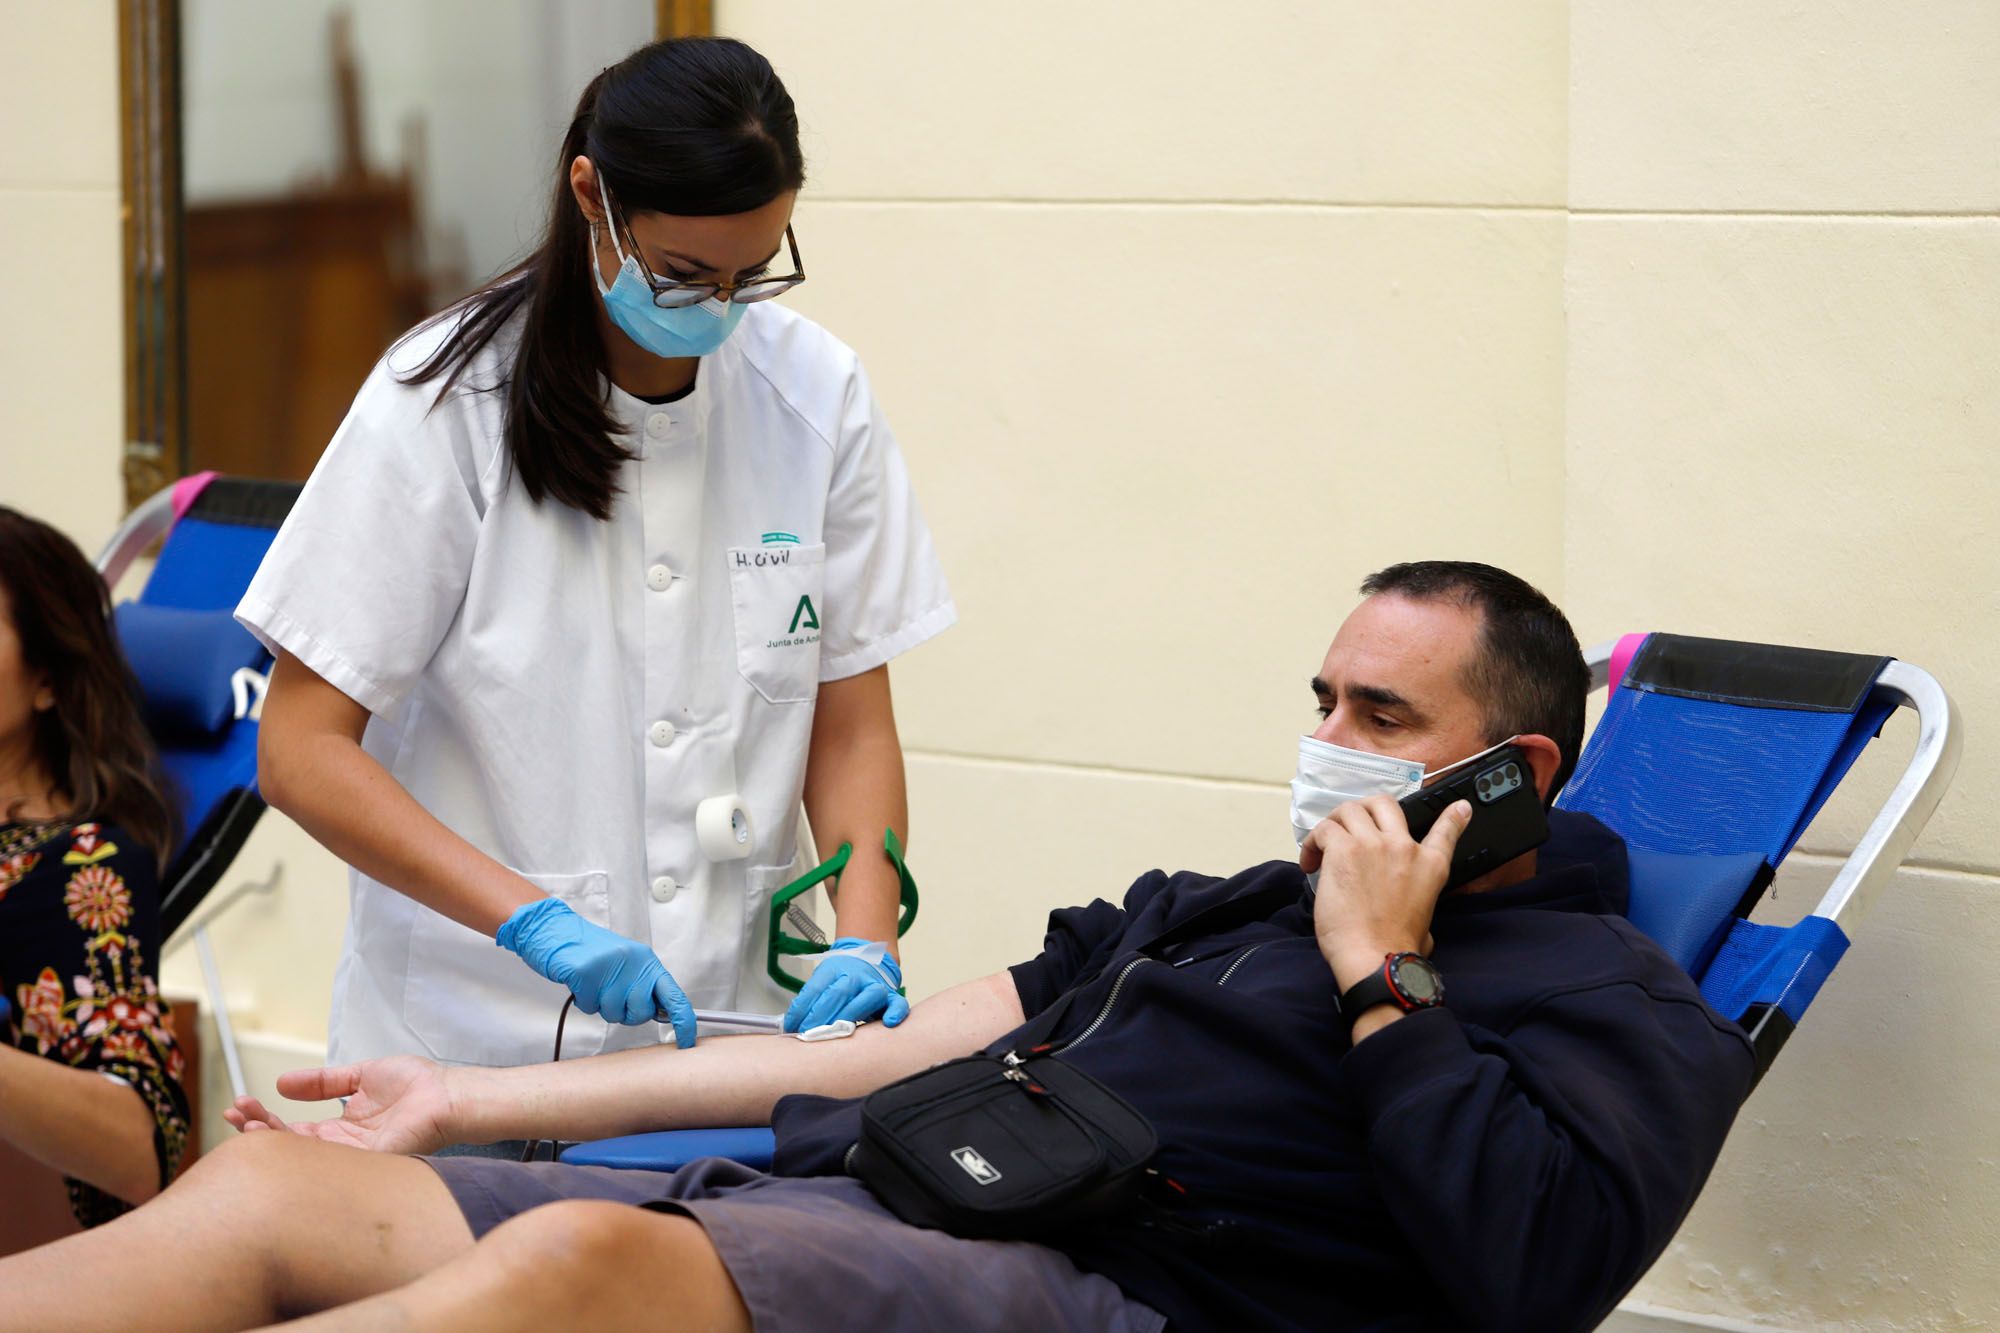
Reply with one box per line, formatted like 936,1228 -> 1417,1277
179,1127 -> 314,1201
490,1201 -> 697,1273
180,1132 -> 415,1231
194,1135 -> 474,1318
478,1202 -> 732,1320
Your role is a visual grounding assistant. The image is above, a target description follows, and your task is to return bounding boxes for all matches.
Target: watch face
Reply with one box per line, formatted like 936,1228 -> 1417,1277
1392,956 -> 1444,1005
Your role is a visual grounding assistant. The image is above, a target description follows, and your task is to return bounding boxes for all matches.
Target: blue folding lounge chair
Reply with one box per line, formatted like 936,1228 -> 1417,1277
95,474 -> 300,939
562,630 -> 1960,1170
1559,632 -> 1959,1080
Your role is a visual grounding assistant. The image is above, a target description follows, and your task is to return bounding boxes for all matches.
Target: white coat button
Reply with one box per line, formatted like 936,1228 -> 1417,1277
646,563 -> 674,592
649,720 -> 677,748
646,412 -> 671,438
650,875 -> 678,903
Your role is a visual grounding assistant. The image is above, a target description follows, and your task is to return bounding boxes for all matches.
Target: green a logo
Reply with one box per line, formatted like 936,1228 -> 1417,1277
789,595 -> 820,634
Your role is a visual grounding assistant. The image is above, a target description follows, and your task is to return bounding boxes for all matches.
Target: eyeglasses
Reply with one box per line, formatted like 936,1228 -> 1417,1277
616,219 -> 806,308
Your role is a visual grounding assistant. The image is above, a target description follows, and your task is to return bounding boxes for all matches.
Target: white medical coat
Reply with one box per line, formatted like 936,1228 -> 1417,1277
237,301 -> 955,1068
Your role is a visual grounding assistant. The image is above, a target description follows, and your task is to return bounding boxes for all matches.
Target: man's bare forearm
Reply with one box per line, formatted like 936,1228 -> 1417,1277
450,971 -> 1025,1145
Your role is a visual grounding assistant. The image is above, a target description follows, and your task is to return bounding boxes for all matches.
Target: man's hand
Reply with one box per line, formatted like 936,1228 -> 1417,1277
1302,795 -> 1472,997
222,1055 -> 459,1156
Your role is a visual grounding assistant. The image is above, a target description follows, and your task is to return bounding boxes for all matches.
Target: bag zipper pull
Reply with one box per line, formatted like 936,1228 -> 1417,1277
1001,1052 -> 1050,1094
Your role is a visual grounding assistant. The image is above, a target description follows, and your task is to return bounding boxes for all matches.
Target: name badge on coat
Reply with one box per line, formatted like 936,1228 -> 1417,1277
728,543 -> 826,704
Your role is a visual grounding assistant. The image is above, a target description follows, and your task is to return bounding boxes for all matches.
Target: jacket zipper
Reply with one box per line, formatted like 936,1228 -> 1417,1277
1217,942 -> 1264,986
1058,939 -> 1261,1055
1056,956 -> 1153,1055
842,942 -> 1266,1193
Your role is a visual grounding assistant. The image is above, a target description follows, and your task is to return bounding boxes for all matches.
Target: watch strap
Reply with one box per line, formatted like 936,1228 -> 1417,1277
1337,952 -> 1442,1033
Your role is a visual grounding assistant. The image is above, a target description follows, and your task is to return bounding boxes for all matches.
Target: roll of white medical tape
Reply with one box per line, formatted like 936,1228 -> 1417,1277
696,794 -> 754,862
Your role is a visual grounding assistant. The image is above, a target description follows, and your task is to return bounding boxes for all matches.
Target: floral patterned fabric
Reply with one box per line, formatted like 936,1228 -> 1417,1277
0,820 -> 191,1226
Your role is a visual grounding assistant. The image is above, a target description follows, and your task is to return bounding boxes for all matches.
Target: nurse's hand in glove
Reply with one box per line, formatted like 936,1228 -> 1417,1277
784,938 -> 910,1033
497,898 -> 699,1048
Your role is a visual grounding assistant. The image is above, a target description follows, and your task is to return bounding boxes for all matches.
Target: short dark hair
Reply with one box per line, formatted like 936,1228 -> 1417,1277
1358,561 -> 1589,798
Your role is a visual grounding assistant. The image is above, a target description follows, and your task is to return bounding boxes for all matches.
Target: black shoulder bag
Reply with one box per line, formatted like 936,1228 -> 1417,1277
849,880 -> 1303,1240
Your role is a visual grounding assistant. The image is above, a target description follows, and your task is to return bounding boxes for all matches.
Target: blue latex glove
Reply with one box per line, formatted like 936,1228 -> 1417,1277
497,898 -> 697,1048
783,938 -> 909,1033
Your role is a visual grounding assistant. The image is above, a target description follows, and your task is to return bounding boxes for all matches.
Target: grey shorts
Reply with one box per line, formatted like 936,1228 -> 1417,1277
422,1155 -> 1165,1333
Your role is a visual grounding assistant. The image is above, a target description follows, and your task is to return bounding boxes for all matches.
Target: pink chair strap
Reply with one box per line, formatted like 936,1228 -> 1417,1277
1607,632 -> 1650,691
170,471 -> 221,524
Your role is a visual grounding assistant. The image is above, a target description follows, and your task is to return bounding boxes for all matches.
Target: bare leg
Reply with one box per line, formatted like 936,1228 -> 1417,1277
270,1201 -> 751,1333
0,1131 -> 473,1332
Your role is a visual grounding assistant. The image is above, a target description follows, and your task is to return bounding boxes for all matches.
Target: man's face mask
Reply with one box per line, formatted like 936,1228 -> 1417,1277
1289,735 -> 1425,849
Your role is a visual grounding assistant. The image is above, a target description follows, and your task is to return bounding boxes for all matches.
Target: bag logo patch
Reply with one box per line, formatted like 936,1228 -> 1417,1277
950,1146 -> 1003,1186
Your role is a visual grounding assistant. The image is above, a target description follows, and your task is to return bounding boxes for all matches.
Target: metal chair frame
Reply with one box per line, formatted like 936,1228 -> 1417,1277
96,482 -> 282,1100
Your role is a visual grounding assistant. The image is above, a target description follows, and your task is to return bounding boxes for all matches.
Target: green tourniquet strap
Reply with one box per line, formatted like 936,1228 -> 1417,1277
766,829 -> 921,994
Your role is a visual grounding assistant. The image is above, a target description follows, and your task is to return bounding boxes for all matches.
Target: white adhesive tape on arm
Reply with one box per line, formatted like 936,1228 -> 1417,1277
810,940 -> 890,971
696,794 -> 755,862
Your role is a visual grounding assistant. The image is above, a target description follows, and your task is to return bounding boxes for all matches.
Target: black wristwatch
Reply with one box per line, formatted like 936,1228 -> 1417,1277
1337,952 -> 1445,1032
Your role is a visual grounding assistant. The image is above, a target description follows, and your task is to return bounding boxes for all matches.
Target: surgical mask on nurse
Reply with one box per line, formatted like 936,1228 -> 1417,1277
593,206 -> 747,358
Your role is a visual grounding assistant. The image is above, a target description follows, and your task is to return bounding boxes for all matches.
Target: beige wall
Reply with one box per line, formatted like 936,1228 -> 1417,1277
4,2 -> 1995,1327
733,0 -> 1573,988
0,2 -> 125,547
1566,5 -> 2000,1326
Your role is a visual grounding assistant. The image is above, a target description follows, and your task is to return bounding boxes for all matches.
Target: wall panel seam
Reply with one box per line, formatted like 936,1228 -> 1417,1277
1784,848 -> 1999,882
906,747 -> 1279,792
803,200 -> 1999,223
1571,208 -> 1999,222
803,196 -> 1567,215
0,184 -> 122,198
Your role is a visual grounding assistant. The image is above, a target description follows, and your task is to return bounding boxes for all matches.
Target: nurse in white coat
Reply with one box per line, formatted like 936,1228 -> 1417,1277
237,37 -> 953,1075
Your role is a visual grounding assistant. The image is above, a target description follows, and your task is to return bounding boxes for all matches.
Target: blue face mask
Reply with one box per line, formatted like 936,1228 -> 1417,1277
593,200 -> 746,360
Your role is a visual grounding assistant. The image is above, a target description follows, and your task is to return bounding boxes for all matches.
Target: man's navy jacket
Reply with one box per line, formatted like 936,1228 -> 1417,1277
774,811 -> 1756,1332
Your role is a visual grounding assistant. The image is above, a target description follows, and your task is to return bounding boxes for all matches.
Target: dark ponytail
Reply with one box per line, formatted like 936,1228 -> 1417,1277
399,37 -> 805,520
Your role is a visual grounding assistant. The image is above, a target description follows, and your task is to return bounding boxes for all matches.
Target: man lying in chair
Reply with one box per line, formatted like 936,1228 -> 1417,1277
0,562 -> 1754,1333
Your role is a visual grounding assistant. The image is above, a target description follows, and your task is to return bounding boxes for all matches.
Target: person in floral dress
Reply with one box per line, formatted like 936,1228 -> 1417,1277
0,508 -> 189,1224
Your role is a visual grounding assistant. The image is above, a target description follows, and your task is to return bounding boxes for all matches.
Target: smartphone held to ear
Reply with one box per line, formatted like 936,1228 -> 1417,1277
1399,741 -> 1549,890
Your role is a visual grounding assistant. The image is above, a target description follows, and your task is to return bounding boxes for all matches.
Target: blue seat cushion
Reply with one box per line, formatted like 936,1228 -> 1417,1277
560,1127 -> 776,1173
1622,847 -> 1768,976
141,508 -> 291,612
158,719 -> 262,863
114,603 -> 268,742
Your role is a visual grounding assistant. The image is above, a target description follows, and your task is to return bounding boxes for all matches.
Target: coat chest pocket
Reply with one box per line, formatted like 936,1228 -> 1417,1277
728,543 -> 826,704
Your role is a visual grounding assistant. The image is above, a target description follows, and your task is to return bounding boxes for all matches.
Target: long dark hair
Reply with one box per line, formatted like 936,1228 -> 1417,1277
400,36 -> 806,520
0,508 -> 178,869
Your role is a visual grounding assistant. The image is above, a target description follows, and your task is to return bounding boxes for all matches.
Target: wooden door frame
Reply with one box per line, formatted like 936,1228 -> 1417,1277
117,1 -> 707,514
118,0 -> 187,514
658,1 -> 714,38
